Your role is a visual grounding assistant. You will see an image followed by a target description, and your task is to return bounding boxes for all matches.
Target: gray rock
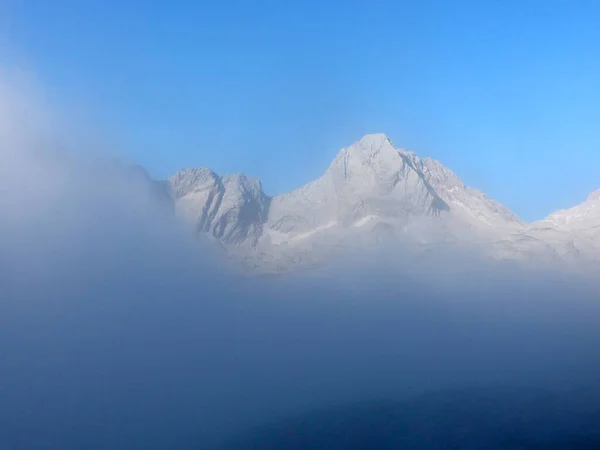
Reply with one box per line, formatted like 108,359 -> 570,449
169,168 -> 270,246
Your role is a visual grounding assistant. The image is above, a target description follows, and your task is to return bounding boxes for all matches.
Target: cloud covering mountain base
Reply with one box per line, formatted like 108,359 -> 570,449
1,73 -> 600,449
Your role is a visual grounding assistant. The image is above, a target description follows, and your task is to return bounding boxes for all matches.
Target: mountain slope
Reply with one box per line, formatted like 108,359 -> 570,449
263,134 -> 523,246
534,189 -> 600,236
168,134 -> 540,272
170,168 -> 270,246
265,134 -> 449,238
165,134 -> 600,274
505,189 -> 600,266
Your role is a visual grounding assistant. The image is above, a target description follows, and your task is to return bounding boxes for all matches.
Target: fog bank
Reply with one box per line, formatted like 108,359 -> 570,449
1,74 -> 599,449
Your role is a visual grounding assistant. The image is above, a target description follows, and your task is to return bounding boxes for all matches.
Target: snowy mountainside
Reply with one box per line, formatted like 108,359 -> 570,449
167,134 -> 599,273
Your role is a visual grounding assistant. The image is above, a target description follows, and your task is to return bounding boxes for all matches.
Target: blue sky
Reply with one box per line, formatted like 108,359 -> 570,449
1,0 -> 599,220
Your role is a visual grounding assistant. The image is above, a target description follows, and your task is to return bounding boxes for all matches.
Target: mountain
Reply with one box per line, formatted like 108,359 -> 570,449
511,189 -> 600,265
534,189 -> 600,236
168,134 -> 599,273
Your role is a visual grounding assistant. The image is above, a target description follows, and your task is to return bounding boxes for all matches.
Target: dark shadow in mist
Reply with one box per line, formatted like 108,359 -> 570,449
218,388 -> 600,450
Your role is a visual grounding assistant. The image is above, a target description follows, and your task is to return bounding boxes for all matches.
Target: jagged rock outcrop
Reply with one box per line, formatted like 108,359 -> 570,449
169,168 -> 270,246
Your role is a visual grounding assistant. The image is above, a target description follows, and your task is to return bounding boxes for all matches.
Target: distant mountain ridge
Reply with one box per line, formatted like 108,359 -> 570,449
166,134 -> 600,273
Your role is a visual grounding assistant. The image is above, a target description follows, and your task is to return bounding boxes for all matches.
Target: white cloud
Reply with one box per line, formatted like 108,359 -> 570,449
0,69 -> 599,450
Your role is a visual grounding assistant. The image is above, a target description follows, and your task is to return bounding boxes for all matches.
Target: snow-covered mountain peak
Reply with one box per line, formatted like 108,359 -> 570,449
355,133 -> 394,150
169,167 -> 219,199
587,188 -> 600,202
319,133 -> 448,215
327,133 -> 398,174
163,134 -> 564,273
536,188 -> 600,230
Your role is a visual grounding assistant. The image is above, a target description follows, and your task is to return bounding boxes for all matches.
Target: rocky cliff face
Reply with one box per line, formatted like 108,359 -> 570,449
169,168 -> 270,246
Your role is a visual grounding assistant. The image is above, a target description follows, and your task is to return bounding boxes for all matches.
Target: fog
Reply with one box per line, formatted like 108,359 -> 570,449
1,74 -> 599,449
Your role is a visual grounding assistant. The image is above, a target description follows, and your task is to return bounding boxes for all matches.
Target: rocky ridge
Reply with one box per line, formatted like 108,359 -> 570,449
167,134 -> 599,273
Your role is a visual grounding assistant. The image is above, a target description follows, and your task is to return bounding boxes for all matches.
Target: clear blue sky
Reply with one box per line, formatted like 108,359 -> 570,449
2,0 -> 599,220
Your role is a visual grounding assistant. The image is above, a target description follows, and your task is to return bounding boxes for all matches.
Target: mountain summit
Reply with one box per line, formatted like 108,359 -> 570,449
168,134 -> 599,273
